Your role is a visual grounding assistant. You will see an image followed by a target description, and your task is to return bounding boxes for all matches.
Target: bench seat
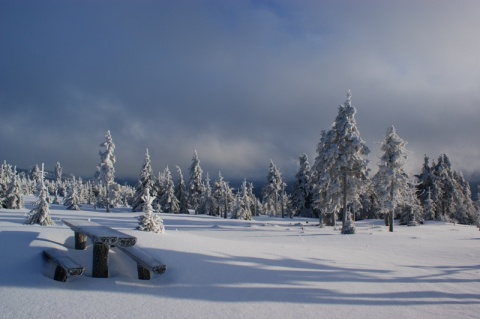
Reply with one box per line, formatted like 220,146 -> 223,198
117,246 -> 166,280
43,248 -> 84,282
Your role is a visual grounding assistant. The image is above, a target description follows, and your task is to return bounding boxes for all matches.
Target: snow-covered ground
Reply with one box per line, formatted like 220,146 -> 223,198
1,196 -> 479,319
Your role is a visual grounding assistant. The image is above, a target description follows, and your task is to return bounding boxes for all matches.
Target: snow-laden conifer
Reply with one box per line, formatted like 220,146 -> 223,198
174,166 -> 189,214
212,172 -> 234,217
159,167 -> 180,213
312,91 -> 369,233
188,150 -> 204,210
231,180 -> 253,220
137,187 -> 164,233
63,177 -> 81,210
291,154 -> 314,217
96,130 -> 116,212
131,149 -> 156,212
196,173 -> 215,215
374,126 -> 410,232
25,164 -> 54,226
4,173 -> 24,209
262,160 -> 284,217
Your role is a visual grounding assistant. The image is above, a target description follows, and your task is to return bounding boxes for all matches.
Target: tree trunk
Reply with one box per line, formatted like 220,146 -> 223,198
342,170 -> 348,227
389,183 -> 394,232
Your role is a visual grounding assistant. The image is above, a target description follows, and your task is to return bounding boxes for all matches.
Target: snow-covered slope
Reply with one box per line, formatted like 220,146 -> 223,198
1,197 -> 479,319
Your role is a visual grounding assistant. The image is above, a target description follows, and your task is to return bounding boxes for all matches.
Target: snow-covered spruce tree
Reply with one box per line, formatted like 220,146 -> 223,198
312,91 -> 369,233
159,167 -> 180,214
431,154 -> 457,221
196,173 -> 215,215
398,182 -> 423,226
291,154 -> 314,217
137,187 -> 164,233
188,150 -> 204,211
25,164 -> 54,226
131,149 -> 156,212
212,171 -> 226,217
30,164 -> 42,196
247,182 -> 261,216
262,160 -> 284,217
54,161 -> 65,197
96,130 -> 116,212
63,177 -> 81,210
373,126 -> 410,232
4,173 -> 24,209
422,189 -> 436,221
174,166 -> 189,214
451,171 -> 476,224
231,180 -> 253,220
212,171 -> 234,217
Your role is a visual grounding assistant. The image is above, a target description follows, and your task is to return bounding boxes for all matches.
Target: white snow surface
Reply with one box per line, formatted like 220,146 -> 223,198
1,196 -> 479,319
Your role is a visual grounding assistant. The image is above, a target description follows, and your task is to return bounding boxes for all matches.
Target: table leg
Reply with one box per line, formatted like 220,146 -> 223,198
74,232 -> 87,250
92,243 -> 109,278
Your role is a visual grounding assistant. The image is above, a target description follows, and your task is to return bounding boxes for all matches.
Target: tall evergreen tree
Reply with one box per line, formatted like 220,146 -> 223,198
188,150 -> 204,210
262,160 -> 284,217
373,126 -> 410,232
25,164 -> 54,226
174,166 -> 189,214
97,130 -> 116,212
312,91 -> 369,234
64,177 -> 82,210
4,173 -> 24,209
132,149 -> 156,212
196,173 -> 215,215
231,179 -> 253,220
159,167 -> 180,213
291,154 -> 314,217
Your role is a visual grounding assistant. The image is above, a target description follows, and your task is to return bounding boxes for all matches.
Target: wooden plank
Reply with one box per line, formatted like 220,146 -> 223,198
63,219 -> 136,247
118,246 -> 167,275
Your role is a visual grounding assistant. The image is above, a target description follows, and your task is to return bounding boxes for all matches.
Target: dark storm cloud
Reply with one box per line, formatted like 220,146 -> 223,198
1,0 -> 479,182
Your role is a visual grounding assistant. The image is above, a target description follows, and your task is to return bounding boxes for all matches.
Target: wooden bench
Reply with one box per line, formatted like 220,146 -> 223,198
43,248 -> 84,282
117,246 -> 167,280
62,219 -> 137,278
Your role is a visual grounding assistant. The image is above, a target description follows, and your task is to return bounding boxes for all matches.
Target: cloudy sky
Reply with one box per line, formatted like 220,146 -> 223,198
1,0 -> 479,184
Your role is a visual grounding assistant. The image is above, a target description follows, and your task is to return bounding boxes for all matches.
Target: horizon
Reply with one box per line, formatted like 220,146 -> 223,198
1,1 -> 479,183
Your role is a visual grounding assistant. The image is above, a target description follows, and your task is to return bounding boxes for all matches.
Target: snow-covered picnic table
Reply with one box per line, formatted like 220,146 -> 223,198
62,219 -> 137,278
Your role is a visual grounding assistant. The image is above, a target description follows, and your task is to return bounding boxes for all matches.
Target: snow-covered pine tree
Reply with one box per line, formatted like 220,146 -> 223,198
312,91 -> 369,233
374,126 -> 410,232
422,189 -> 436,221
137,187 -> 164,233
25,164 -> 54,226
291,154 -> 314,217
4,173 -> 24,209
431,154 -> 456,221
132,149 -> 156,212
30,164 -> 42,196
212,171 -> 226,217
174,166 -> 189,214
196,173 -> 215,215
451,171 -> 476,224
262,160 -> 284,217
212,172 -> 234,217
97,130 -> 116,212
64,177 -> 81,210
247,182 -> 261,216
188,150 -> 204,211
398,182 -> 423,226
159,167 -> 180,213
231,179 -> 253,220
54,161 -> 65,197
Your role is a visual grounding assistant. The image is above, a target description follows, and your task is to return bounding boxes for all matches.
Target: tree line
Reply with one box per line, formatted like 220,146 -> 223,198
2,91 -> 479,234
